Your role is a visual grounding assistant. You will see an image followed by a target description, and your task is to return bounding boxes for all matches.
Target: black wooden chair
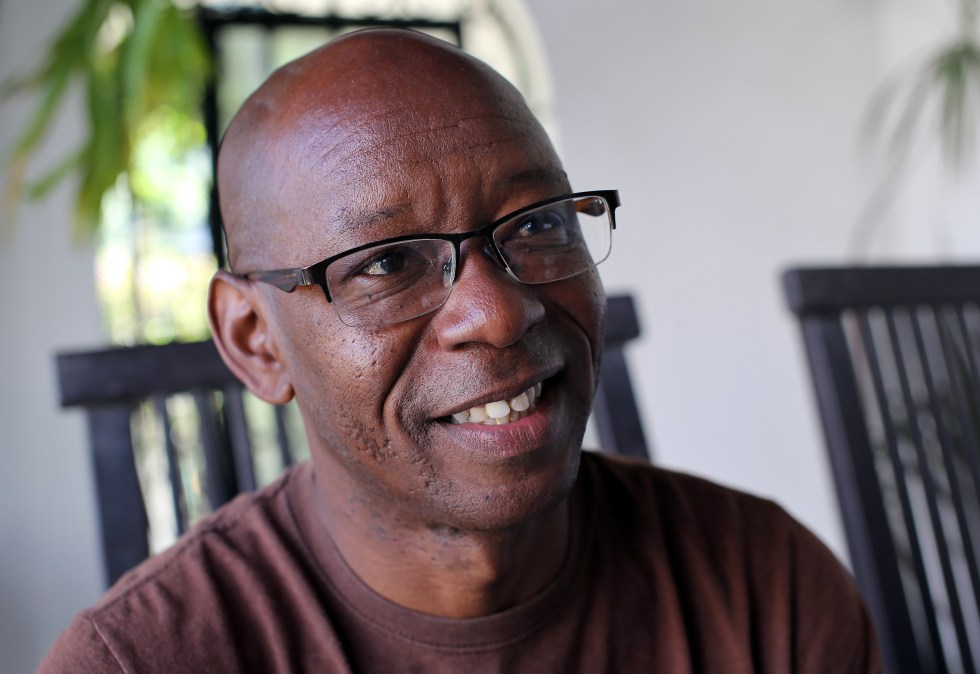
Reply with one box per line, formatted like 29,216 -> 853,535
57,294 -> 649,587
784,265 -> 980,674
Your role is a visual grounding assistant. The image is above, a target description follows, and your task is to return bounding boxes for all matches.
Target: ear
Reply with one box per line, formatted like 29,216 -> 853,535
208,271 -> 294,405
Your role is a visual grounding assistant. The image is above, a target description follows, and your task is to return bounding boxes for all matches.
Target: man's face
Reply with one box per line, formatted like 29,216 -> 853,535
243,44 -> 606,534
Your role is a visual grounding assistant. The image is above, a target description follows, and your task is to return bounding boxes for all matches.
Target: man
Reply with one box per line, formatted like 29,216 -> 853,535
39,29 -> 880,673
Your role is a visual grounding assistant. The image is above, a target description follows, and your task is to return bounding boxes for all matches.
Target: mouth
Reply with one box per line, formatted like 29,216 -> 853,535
440,381 -> 545,426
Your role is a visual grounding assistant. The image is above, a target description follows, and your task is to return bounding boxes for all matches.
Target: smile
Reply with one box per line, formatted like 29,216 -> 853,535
445,382 -> 544,426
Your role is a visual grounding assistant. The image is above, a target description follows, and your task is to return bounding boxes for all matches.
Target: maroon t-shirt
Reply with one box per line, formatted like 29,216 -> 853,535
37,452 -> 881,673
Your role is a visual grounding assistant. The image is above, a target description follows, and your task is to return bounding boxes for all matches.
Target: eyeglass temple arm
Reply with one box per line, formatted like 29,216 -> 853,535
604,191 -> 620,225
246,268 -> 313,293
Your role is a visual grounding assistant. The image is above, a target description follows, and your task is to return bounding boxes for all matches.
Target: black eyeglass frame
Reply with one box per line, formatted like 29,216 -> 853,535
239,189 -> 620,303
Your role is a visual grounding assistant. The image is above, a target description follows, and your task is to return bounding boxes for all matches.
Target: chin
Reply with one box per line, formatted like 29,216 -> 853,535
430,445 -> 582,533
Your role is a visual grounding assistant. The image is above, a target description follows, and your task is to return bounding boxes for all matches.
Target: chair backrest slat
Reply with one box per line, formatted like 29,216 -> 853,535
593,295 -> 649,458
785,266 -> 980,674
223,384 -> 257,494
920,308 -> 980,669
952,308 -> 980,497
154,394 -> 188,535
274,405 -> 294,469
898,308 -> 975,671
856,309 -> 947,672
87,404 -> 151,586
192,389 -> 237,511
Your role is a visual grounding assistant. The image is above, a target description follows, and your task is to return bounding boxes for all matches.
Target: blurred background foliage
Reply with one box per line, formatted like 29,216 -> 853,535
2,0 -> 213,345
3,0 -> 210,236
866,0 -> 980,174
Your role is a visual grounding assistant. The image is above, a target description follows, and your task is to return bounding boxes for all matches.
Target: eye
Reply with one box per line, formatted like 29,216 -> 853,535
516,211 -> 566,238
501,208 -> 577,252
329,240 -> 450,293
361,250 -> 410,276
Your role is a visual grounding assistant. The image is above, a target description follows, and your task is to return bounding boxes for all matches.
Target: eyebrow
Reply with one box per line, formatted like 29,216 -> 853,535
495,166 -> 570,191
334,166 -> 569,243
342,204 -> 410,233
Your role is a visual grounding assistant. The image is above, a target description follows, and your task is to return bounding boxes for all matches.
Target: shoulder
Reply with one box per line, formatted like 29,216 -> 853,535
35,616 -> 122,674
580,451 -> 846,577
579,451 -> 882,673
580,450 -> 793,535
38,463 -> 315,673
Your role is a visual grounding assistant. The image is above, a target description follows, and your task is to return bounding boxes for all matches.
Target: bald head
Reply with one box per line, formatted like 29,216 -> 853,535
218,29 -> 558,272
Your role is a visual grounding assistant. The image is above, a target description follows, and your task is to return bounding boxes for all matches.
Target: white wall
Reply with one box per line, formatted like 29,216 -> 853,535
0,0 -> 106,670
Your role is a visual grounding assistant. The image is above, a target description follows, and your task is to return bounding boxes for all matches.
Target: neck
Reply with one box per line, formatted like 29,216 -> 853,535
311,458 -> 576,618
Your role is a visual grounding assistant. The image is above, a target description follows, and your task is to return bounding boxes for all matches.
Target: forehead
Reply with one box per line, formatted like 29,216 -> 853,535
272,101 -> 566,260
220,31 -> 567,269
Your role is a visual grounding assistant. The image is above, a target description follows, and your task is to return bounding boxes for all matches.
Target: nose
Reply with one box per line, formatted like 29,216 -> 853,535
430,240 -> 545,350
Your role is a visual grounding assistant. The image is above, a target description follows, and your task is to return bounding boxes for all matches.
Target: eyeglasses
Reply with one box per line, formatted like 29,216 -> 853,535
240,189 -> 619,328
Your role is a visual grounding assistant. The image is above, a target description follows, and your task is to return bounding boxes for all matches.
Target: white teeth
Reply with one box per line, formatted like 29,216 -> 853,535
447,383 -> 543,425
485,400 -> 511,419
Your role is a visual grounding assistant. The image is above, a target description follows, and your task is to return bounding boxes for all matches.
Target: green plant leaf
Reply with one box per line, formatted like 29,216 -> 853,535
26,148 -> 85,199
2,0 -> 211,238
934,43 -> 968,168
886,63 -> 934,168
8,0 -> 113,156
119,0 -> 163,129
864,1 -> 980,180
74,55 -> 128,236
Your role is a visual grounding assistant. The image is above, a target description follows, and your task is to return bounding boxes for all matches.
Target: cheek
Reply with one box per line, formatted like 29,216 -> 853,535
585,272 -> 608,375
551,268 -> 606,356
274,294 -> 416,456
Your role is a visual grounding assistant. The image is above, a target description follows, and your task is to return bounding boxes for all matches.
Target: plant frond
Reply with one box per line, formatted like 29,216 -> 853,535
2,0 -> 211,238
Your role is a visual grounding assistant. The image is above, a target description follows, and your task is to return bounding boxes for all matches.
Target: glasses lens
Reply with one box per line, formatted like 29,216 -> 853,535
325,239 -> 455,327
493,195 -> 612,284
